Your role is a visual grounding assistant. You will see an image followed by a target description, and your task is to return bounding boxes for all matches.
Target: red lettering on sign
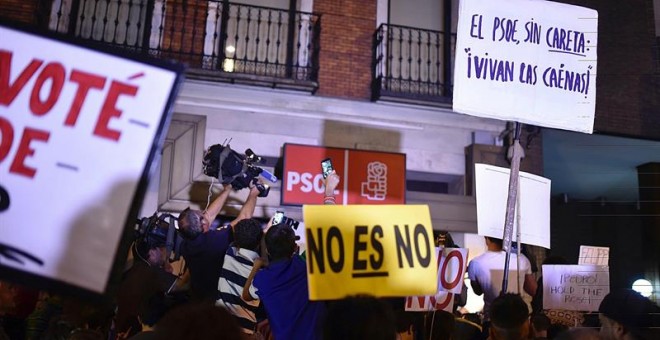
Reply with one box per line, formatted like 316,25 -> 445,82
0,51 -> 43,106
9,127 -> 50,178
65,69 -> 106,127
440,250 -> 464,290
29,62 -> 65,116
434,292 -> 453,310
0,116 -> 14,161
94,80 -> 137,141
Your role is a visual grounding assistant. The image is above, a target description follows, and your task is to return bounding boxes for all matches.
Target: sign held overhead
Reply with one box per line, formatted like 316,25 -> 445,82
475,164 -> 551,248
453,0 -> 598,133
0,23 -> 184,296
303,205 -> 437,300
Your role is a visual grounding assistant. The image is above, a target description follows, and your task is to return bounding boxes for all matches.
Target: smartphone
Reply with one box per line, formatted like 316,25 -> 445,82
272,211 -> 284,225
321,158 -> 334,179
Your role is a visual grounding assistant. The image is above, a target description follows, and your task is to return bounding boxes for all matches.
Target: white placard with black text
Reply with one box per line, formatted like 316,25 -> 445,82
453,0 -> 598,133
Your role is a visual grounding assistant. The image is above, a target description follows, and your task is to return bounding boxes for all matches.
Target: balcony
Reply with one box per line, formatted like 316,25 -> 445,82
47,0 -> 321,92
372,23 -> 456,106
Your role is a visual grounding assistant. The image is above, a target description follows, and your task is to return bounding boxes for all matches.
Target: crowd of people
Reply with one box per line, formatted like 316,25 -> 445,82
1,170 -> 659,340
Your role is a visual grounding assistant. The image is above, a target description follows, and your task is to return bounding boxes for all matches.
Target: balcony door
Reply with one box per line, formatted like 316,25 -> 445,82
376,0 -> 458,101
203,0 -> 314,79
49,0 -> 163,50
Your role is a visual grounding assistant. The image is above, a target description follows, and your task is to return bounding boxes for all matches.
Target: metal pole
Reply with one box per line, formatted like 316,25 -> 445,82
500,122 -> 523,295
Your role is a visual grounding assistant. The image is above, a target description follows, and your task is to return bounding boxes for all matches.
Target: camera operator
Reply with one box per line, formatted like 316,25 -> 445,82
178,182 -> 261,303
114,231 -> 178,338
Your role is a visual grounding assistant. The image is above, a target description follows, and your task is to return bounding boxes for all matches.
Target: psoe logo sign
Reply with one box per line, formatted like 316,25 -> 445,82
303,205 -> 437,300
361,161 -> 387,200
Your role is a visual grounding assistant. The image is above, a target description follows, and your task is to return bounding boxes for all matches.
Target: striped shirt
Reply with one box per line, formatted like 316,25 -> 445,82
216,246 -> 260,334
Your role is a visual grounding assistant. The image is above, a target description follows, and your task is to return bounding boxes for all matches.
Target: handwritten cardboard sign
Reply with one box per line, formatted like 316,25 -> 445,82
543,265 -> 609,312
578,245 -> 609,266
453,0 -> 598,133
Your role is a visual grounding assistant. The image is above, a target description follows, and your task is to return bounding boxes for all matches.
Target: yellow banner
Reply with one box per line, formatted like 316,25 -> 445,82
303,205 -> 437,300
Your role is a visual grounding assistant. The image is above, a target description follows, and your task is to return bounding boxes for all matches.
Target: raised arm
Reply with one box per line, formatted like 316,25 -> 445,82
323,170 -> 340,205
202,184 -> 232,223
230,183 -> 260,228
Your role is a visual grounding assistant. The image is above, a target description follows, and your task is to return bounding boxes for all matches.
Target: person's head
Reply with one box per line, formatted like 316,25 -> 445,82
543,255 -> 569,265
152,303 -> 243,339
134,241 -> 167,267
485,237 -> 504,251
324,295 -> 397,340
265,223 -> 296,260
531,313 -> 551,338
435,230 -> 458,248
425,310 -> 455,340
598,289 -> 660,340
394,310 -> 420,340
489,293 -> 530,340
177,208 -> 208,240
233,218 -> 263,251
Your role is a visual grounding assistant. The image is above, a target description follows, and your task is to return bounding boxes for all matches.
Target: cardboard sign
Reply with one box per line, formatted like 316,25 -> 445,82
543,265 -> 610,312
282,144 -> 406,206
578,245 -> 609,266
0,24 -> 183,295
405,247 -> 468,312
453,0 -> 598,133
303,205 -> 436,300
475,164 -> 551,248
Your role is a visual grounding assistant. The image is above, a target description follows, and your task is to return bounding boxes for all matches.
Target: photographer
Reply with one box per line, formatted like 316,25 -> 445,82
178,182 -> 261,303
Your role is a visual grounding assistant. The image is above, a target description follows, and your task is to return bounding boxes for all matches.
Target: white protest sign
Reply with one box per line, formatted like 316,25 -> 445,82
453,0 -> 598,133
543,265 -> 609,312
405,291 -> 454,312
475,164 -> 551,248
578,245 -> 609,266
0,24 -> 182,294
439,247 -> 469,294
405,247 -> 468,311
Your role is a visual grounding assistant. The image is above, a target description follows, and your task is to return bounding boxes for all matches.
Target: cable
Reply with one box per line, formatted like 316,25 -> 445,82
205,176 -> 215,211
132,241 -> 151,267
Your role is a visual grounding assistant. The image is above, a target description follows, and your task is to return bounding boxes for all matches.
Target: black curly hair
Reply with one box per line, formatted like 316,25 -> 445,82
233,218 -> 263,251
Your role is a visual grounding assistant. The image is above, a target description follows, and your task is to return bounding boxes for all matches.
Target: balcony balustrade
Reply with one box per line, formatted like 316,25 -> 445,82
373,23 -> 455,105
47,0 -> 321,91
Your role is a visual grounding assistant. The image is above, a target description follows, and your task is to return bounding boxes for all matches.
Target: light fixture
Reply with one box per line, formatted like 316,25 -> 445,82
223,59 -> 235,72
225,45 -> 236,53
632,279 -> 653,297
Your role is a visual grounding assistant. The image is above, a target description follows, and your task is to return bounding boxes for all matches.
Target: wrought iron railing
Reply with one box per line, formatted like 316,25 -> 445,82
373,23 -> 456,104
46,0 -> 321,89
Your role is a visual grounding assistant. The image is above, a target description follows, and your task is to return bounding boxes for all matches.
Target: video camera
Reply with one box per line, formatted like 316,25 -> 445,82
135,213 -> 183,262
202,144 -> 277,197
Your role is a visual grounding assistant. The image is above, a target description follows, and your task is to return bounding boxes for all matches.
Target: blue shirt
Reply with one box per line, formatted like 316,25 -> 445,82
181,227 -> 233,302
252,256 -> 326,340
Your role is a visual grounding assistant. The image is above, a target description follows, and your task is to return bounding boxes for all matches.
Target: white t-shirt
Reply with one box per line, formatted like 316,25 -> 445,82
467,250 -> 532,318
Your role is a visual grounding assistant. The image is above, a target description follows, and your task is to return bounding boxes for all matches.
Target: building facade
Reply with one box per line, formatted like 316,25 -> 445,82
2,0 -> 658,294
